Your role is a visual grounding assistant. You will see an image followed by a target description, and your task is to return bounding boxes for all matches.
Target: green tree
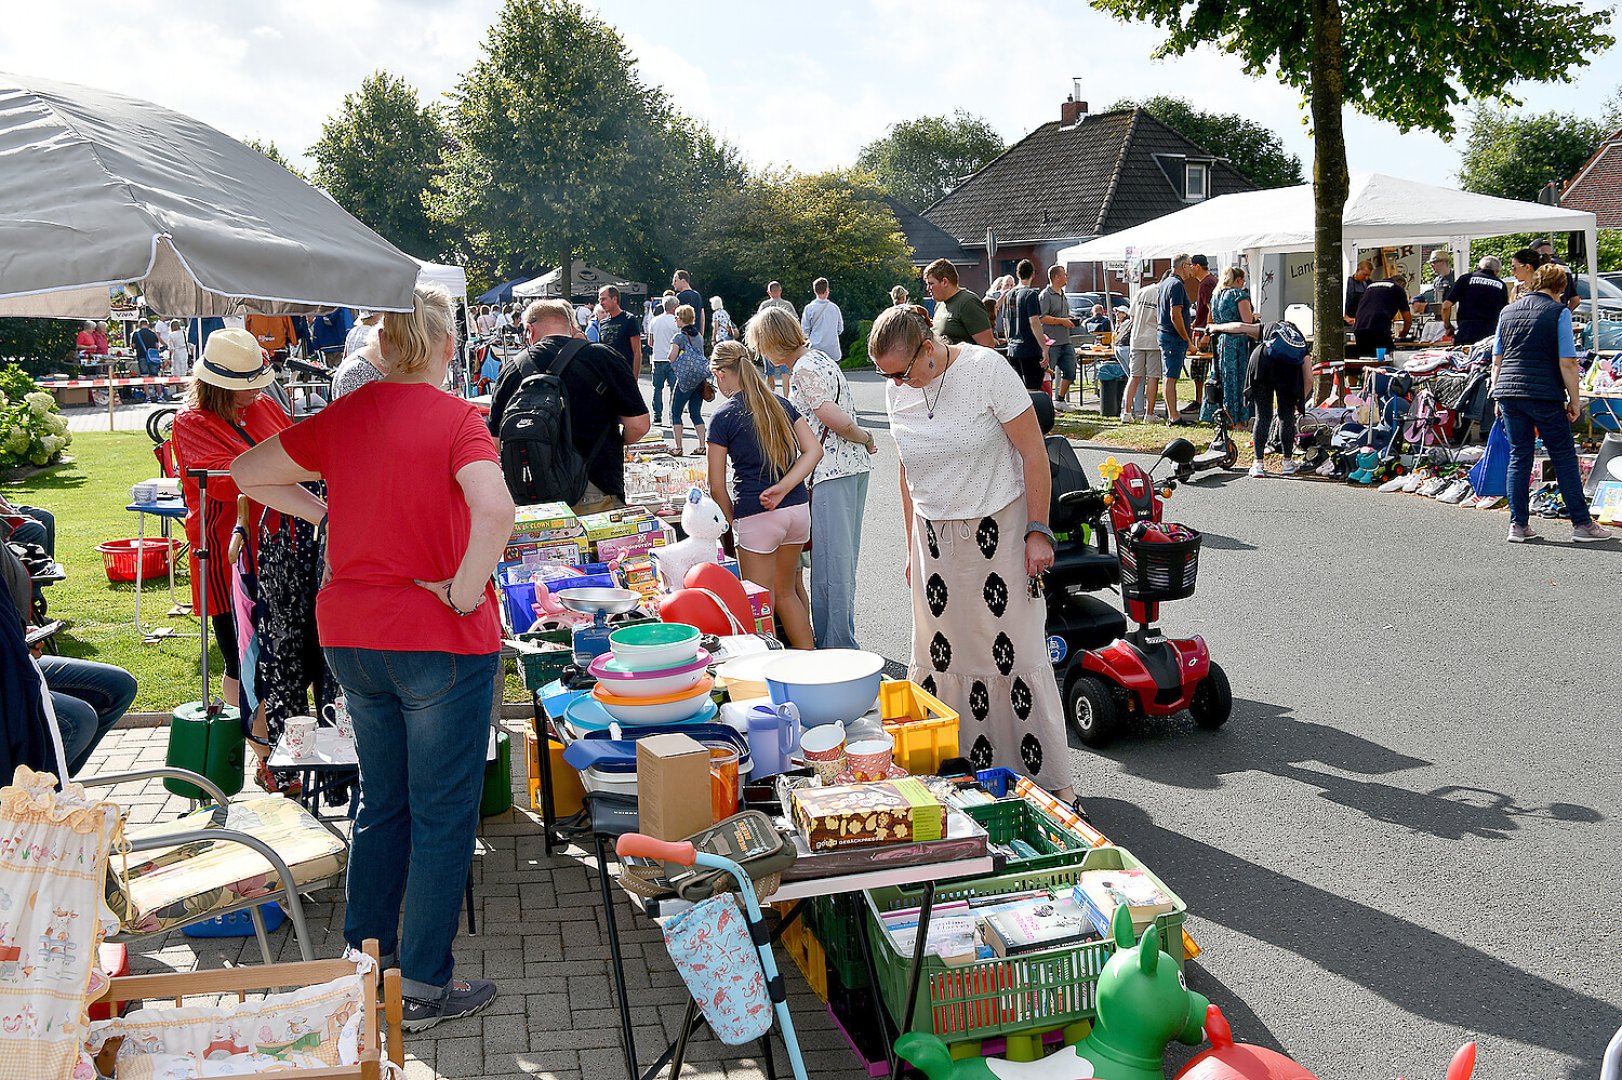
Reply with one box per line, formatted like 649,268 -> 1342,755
0,320 -> 79,376
1091,0 -> 1613,366
1110,96 -> 1303,188
310,72 -> 450,260
689,168 -> 914,335
241,137 -> 305,181
1457,106 -> 1606,202
856,111 -> 1005,213
431,0 -> 703,300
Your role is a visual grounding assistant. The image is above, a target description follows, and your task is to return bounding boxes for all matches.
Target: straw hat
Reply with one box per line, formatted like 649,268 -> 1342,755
198,328 -> 274,390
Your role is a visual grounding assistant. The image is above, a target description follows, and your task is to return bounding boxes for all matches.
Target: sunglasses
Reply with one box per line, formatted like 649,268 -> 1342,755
875,342 -> 925,384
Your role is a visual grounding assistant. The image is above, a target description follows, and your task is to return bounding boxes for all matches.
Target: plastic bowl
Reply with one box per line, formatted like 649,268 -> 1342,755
764,649 -> 885,727
563,695 -> 719,734
592,676 -> 716,725
715,649 -> 811,700
608,622 -> 702,671
588,648 -> 712,699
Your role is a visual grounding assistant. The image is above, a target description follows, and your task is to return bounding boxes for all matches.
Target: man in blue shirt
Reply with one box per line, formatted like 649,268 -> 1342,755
1443,257 -> 1509,346
1157,254 -> 1204,424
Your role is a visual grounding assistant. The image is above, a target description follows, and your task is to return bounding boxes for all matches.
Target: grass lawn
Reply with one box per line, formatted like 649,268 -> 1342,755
1053,381 -> 1259,461
7,431 -> 527,712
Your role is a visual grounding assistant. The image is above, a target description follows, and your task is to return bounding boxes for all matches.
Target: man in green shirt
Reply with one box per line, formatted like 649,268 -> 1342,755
923,258 -> 996,347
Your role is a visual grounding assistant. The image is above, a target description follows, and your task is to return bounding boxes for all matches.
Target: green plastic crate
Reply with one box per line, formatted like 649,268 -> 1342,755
964,798 -> 1092,873
861,846 -> 1186,1043
512,628 -> 573,692
809,893 -> 869,990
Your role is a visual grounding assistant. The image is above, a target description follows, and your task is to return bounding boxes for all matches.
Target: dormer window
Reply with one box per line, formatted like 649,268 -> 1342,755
1185,163 -> 1209,201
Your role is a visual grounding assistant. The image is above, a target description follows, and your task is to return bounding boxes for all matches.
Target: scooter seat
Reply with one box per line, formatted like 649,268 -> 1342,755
1049,545 -> 1119,591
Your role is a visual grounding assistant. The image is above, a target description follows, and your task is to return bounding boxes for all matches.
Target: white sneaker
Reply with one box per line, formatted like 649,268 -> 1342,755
1419,476 -> 1450,497
1573,521 -> 1615,543
1280,458 -> 1300,475
1378,474 -> 1407,493
1458,492 -> 1482,509
1248,461 -> 1266,477
1436,479 -> 1471,504
1398,471 -> 1426,493
1119,412 -> 1134,424
1476,495 -> 1506,510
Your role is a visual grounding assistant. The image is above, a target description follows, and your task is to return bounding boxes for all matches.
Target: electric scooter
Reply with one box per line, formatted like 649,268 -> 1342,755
1169,377 -> 1240,483
1041,425 -> 1232,747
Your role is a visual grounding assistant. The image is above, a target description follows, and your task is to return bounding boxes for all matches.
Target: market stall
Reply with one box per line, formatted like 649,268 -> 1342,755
512,261 -> 649,303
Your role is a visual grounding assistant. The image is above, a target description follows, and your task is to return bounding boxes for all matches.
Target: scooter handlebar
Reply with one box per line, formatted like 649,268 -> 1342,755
616,834 -> 697,865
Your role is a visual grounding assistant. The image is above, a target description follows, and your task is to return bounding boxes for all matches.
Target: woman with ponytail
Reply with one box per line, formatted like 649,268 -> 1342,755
707,338 -> 822,648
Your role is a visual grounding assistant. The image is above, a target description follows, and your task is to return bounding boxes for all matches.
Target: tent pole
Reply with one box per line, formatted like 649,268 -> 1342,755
1586,227 -> 1600,347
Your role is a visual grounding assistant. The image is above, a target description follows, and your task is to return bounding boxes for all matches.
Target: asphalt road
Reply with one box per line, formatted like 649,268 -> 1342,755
647,367 -> 1621,1080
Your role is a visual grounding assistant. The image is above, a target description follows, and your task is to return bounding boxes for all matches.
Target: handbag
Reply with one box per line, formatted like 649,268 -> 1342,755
701,380 -> 716,402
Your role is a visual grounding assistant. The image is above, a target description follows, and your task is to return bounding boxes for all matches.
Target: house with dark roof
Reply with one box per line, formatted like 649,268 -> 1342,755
1562,127 -> 1622,229
922,99 -> 1256,292
884,197 -> 977,274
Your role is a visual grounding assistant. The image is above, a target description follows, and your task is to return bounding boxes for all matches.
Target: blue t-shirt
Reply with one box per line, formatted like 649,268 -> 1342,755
707,394 -> 810,519
1157,275 -> 1190,340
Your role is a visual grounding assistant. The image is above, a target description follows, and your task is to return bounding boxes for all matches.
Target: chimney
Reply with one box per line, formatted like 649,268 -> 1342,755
1060,78 -> 1087,126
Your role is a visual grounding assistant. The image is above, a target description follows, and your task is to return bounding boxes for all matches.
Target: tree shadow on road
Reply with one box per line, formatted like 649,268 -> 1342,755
1078,698 -> 1603,842
1088,795 -> 1621,1075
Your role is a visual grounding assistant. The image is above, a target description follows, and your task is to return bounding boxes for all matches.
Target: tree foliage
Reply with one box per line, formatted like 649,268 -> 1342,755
1110,96 -> 1303,188
1457,106 -> 1607,203
0,320 -> 79,376
241,137 -> 305,181
856,111 -> 1005,213
310,72 -> 451,260
430,0 -> 726,298
689,168 -> 914,332
1091,0 -> 1614,364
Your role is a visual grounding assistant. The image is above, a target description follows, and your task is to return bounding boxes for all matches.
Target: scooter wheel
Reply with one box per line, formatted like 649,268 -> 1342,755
1068,674 -> 1117,748
1219,439 -> 1239,470
1189,661 -> 1233,729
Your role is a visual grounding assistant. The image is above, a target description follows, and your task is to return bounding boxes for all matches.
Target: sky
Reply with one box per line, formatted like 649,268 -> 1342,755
4,0 -> 1618,194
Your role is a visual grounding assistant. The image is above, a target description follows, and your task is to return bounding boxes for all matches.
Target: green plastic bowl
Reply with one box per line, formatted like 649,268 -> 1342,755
608,622 -> 702,671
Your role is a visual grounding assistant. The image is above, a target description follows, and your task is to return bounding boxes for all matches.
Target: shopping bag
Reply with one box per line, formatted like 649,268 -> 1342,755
1467,417 -> 1509,498
661,893 -> 771,1045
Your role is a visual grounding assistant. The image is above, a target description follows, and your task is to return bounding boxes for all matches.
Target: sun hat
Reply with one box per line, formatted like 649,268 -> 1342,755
198,327 -> 275,390
1430,251 -> 1451,263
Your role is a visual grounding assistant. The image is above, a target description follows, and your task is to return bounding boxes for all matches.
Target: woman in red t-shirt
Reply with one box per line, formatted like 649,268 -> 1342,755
171,328 -> 292,787
234,285 -> 515,1032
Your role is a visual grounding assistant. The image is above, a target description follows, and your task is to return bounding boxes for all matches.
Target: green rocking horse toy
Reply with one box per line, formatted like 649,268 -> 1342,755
897,905 -> 1210,1080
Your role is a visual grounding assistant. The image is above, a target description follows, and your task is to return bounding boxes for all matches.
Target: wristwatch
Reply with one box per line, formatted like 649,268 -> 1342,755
1025,521 -> 1056,545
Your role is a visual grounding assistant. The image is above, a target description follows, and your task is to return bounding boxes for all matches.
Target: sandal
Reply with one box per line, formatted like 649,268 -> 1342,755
255,759 -> 303,798
690,446 -> 706,456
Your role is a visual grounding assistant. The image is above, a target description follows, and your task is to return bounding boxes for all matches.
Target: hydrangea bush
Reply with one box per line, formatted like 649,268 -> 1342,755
0,364 -> 72,469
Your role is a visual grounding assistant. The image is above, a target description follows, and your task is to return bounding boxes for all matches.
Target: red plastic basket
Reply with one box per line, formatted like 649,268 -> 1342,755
96,538 -> 181,582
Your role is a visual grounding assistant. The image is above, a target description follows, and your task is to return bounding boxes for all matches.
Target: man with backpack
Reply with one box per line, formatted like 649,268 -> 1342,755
489,300 -> 650,514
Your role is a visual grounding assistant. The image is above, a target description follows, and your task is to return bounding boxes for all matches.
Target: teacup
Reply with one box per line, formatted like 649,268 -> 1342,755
282,716 -> 317,760
798,724 -> 846,785
845,735 -> 895,782
323,698 -> 353,740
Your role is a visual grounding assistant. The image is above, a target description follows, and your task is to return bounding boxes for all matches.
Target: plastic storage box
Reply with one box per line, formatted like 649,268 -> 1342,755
878,680 -> 960,774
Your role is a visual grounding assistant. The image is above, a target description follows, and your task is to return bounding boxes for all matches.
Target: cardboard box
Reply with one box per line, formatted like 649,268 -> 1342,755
754,614 -> 776,638
578,506 -> 659,543
512,502 -> 579,536
793,779 -> 945,852
742,580 -> 773,619
636,734 -> 714,847
595,522 -> 675,563
717,557 -> 740,579
503,536 -> 588,566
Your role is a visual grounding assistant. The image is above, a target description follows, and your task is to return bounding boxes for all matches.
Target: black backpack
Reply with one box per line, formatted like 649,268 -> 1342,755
497,338 -> 610,505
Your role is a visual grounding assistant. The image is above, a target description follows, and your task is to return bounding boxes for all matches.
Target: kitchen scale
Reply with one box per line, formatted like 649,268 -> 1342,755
553,586 -> 644,664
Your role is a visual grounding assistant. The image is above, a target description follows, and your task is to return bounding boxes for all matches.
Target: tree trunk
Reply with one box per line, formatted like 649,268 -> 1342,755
1310,0 -> 1348,368
559,241 -> 572,306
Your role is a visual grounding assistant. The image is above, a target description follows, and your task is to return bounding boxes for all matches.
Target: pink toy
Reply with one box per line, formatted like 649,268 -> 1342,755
532,578 -> 593,632
1175,1006 -> 1476,1080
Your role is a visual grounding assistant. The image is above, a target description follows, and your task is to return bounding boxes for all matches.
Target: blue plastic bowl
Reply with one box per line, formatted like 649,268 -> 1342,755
763,649 -> 884,727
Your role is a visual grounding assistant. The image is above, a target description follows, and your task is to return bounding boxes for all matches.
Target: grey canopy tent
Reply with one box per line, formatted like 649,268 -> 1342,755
0,72 -> 419,317
512,262 -> 648,302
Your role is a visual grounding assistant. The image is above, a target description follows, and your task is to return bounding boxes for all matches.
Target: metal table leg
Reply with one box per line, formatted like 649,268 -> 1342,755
534,696 -> 557,854
596,834 -> 640,1080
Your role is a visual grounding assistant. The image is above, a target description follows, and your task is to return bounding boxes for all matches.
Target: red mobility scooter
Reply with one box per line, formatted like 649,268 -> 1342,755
1041,416 -> 1233,747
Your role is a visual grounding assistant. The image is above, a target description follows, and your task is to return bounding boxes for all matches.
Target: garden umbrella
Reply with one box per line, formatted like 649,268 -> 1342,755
0,72 -> 419,318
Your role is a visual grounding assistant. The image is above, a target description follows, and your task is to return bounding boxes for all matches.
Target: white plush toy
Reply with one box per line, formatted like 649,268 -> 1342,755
655,487 -> 728,591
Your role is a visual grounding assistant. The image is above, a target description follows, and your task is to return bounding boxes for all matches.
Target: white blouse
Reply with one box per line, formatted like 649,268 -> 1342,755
886,344 -> 1032,521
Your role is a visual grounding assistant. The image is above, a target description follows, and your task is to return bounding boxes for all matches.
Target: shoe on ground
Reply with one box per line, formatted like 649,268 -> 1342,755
1378,474 -> 1407,493
1398,470 -> 1427,493
1476,495 -> 1506,510
402,978 -> 498,1033
1573,521 -> 1615,543
1458,492 -> 1482,509
1419,476 -> 1450,497
1437,479 -> 1471,504
1507,523 -> 1536,543
1249,461 -> 1266,477
1280,458 -> 1300,475
1119,412 -> 1134,424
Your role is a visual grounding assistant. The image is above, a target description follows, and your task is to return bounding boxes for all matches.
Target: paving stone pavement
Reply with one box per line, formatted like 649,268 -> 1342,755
91,725 -> 871,1080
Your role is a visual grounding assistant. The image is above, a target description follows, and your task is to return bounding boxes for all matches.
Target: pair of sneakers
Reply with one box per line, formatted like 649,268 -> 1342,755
1377,467 -> 1430,494
1509,521 -> 1614,544
1249,459 -> 1299,477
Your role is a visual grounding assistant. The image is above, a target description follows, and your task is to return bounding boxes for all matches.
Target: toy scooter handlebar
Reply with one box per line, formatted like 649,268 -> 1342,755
616,834 -> 697,865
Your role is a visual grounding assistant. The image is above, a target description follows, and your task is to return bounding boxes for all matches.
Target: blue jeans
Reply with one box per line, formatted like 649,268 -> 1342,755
651,363 -> 674,420
325,647 -> 499,1002
1500,397 -> 1592,528
10,505 -> 54,557
810,471 -> 869,649
38,656 -> 137,776
670,383 -> 705,428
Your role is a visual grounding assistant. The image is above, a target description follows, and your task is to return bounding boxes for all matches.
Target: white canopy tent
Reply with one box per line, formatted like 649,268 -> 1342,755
512,262 -> 648,302
1056,173 -> 1601,332
414,258 -> 468,299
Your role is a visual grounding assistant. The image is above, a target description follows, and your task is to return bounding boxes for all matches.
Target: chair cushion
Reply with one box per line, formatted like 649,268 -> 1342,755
106,796 -> 346,934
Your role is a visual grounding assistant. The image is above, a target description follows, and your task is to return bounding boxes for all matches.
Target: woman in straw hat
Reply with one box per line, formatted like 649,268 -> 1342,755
170,327 -> 293,789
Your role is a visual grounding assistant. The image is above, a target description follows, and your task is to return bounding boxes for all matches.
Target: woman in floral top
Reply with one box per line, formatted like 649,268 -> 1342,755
710,296 -> 737,349
747,306 -> 876,649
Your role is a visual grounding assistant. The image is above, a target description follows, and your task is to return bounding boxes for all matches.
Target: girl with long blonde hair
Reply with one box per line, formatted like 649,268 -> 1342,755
706,338 -> 822,648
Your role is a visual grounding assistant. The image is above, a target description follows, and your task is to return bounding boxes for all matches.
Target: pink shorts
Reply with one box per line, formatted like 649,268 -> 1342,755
733,502 -> 811,554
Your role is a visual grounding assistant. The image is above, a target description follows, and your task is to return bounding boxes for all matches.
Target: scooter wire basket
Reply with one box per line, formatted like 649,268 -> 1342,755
1117,525 -> 1201,603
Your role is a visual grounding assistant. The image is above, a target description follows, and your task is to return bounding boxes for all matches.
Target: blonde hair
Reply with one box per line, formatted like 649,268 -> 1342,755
890,285 -> 909,306
380,285 -> 454,374
867,304 -> 937,366
1532,262 -> 1568,295
1219,265 -> 1246,289
745,307 -> 805,362
675,303 -> 697,327
523,299 -> 575,332
711,340 -> 798,476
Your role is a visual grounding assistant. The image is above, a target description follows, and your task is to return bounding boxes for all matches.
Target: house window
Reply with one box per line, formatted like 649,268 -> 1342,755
1185,163 -> 1209,201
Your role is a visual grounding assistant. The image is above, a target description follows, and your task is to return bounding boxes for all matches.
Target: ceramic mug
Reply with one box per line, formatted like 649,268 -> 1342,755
798,723 -> 846,784
282,716 -> 318,760
845,735 -> 895,782
323,698 -> 354,740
